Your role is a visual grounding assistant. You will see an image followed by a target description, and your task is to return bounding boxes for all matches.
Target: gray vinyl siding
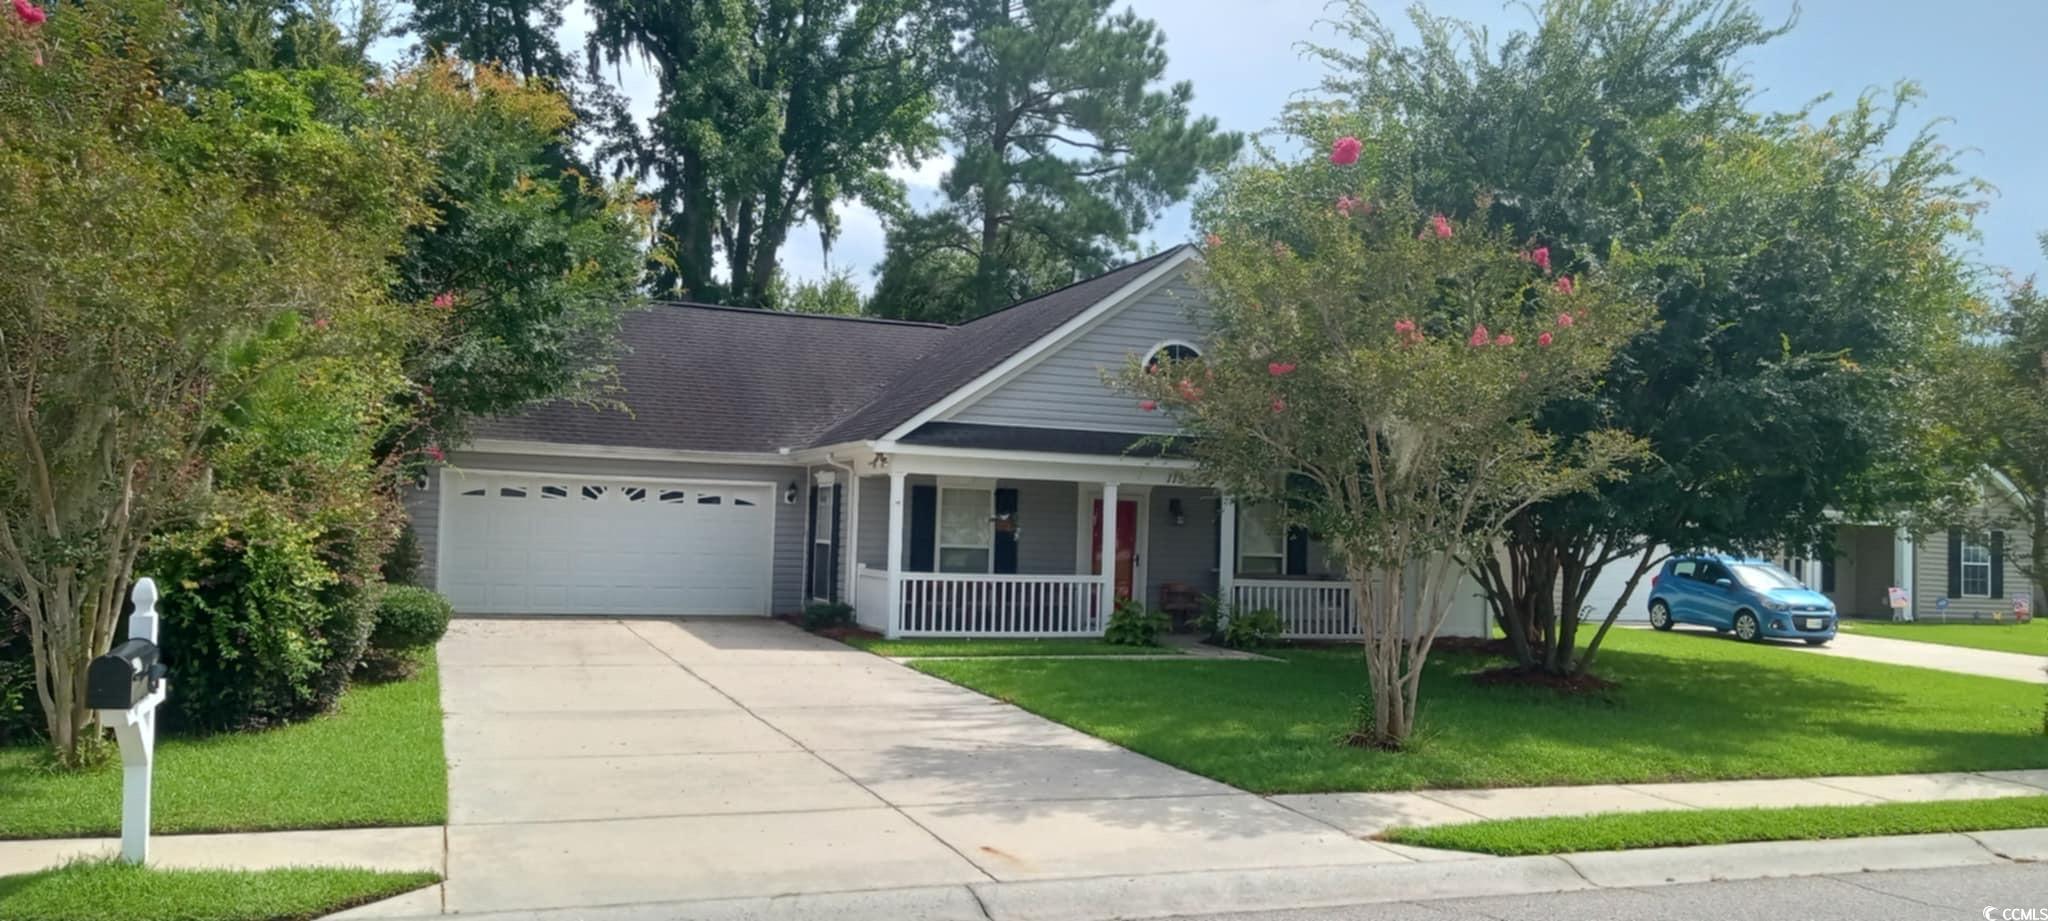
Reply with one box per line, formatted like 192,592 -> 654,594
1144,486 -> 1220,601
1913,488 -> 2038,621
857,476 -> 1083,574
400,470 -> 440,589
945,278 -> 1211,433
431,450 -> 811,614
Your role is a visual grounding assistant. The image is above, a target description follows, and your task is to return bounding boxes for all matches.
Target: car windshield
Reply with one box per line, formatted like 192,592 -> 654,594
1729,562 -> 1804,592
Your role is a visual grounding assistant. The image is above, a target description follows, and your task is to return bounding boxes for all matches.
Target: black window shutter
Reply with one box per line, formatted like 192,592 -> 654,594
908,484 -> 937,572
993,488 -> 1019,574
1990,530 -> 2005,598
1821,558 -> 1836,594
829,485 -> 844,601
804,484 -> 820,597
1285,526 -> 1310,576
1947,528 -> 1963,598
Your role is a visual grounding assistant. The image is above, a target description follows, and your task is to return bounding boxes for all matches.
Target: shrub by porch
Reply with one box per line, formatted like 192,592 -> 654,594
913,629 -> 2047,794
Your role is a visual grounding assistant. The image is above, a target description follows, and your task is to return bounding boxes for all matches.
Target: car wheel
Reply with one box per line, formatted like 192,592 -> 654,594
1733,611 -> 1762,643
1804,638 -> 1830,647
1648,600 -> 1674,631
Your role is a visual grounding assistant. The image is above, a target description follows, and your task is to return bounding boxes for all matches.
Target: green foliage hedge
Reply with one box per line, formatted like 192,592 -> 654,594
1105,600 -> 1168,646
371,587 -> 453,652
144,503 -> 375,733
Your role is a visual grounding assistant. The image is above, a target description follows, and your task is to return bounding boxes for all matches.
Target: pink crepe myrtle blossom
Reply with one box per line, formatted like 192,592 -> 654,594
1268,362 -> 1297,376
1204,232 -> 1221,247
1430,214 -> 1453,239
1557,311 -> 1575,327
1138,399 -> 1159,412
1553,275 -> 1574,295
1494,333 -> 1515,347
1393,318 -> 1416,334
432,291 -> 457,310
312,316 -> 331,331
1336,195 -> 1361,217
1538,331 -> 1554,347
12,0 -> 45,26
1468,325 -> 1490,347
1330,136 -> 1362,166
425,445 -> 446,462
1271,398 -> 1288,414
1524,246 -> 1551,274
1177,379 -> 1203,401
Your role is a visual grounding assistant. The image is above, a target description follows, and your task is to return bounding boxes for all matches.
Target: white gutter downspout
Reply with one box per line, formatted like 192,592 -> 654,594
825,453 -> 860,609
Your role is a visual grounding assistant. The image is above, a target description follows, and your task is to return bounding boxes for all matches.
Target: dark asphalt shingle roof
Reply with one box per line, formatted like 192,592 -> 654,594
475,246 -> 1190,453
473,305 -> 949,453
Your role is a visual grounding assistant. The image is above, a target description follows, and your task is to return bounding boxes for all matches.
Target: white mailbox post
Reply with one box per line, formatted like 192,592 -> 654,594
90,578 -> 168,865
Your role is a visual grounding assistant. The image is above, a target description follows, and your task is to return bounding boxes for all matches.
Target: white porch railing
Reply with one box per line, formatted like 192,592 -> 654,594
853,568 -> 889,634
1233,579 -> 1360,640
898,573 -> 1104,637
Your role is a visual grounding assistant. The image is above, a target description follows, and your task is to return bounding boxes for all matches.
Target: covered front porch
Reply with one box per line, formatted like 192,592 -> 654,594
810,444 -> 1367,639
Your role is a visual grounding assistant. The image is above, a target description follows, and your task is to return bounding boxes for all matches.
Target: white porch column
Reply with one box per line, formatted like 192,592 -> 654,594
1218,495 -> 1238,610
885,470 -> 906,637
1893,527 -> 1916,622
1099,481 -> 1120,619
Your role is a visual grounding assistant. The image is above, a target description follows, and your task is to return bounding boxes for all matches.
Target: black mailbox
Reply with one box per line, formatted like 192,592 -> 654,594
87,638 -> 165,710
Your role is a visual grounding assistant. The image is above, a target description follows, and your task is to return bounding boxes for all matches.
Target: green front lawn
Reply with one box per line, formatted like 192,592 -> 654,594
844,636 -> 1181,657
1381,795 -> 2048,856
0,860 -> 438,921
1841,619 -> 2048,656
0,661 -> 447,839
913,629 -> 2048,793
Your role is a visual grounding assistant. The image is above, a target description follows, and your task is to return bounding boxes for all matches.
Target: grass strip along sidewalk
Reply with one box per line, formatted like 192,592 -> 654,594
1381,795 -> 2048,856
0,661 -> 447,840
0,861 -> 438,921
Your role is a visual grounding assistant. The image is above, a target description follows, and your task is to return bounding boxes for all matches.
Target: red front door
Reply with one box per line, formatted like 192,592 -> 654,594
1090,499 -> 1139,601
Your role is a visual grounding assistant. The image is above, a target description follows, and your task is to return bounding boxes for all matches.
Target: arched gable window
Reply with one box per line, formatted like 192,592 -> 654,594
1143,341 -> 1201,373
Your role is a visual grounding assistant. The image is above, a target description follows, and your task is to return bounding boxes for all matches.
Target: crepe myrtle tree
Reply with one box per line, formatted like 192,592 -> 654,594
1122,138 -> 1651,748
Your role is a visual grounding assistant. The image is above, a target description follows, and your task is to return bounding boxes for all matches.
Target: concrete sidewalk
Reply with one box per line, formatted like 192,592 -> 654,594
1273,769 -> 2048,837
328,828 -> 2048,921
1805,629 -> 2048,684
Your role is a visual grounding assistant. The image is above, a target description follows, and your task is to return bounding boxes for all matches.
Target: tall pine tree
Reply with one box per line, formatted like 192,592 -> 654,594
585,0 -> 945,307
869,0 -> 1238,323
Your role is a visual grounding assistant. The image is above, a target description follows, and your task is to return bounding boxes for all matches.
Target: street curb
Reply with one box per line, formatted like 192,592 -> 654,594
323,828 -> 2047,920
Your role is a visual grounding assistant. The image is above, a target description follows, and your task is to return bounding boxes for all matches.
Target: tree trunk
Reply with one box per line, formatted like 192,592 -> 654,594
675,153 -> 717,299
1350,563 -> 1416,749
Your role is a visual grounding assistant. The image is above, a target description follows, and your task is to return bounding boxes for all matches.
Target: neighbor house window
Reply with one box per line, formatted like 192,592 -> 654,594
1960,538 -> 1993,597
1237,503 -> 1285,575
936,487 -> 993,573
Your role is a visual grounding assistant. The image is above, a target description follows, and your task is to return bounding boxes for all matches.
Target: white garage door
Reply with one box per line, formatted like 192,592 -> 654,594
438,471 -> 775,616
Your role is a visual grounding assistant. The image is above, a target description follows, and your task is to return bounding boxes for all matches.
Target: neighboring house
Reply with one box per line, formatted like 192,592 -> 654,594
405,247 -> 1491,639
1581,478 -> 2039,624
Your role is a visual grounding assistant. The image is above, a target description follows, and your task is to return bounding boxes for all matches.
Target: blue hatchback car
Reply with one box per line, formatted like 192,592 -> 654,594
1646,554 -> 1837,645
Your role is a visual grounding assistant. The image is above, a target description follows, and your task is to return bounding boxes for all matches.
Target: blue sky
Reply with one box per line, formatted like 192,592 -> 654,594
561,0 -> 2048,293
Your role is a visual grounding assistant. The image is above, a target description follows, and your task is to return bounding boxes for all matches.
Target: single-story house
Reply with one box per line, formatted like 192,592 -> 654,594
1582,478 -> 2039,624
403,246 -> 1492,639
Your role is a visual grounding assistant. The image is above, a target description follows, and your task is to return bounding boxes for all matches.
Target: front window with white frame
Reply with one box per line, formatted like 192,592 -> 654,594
937,486 -> 994,573
810,484 -> 834,599
1237,502 -> 1285,575
1960,537 -> 1992,597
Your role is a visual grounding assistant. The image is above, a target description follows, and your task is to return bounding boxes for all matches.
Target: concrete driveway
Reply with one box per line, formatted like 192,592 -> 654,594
435,618 -> 1411,915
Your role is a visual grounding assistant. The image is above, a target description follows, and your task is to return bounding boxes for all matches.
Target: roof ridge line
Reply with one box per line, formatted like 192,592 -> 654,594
956,245 -> 1191,326
647,300 -> 953,330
